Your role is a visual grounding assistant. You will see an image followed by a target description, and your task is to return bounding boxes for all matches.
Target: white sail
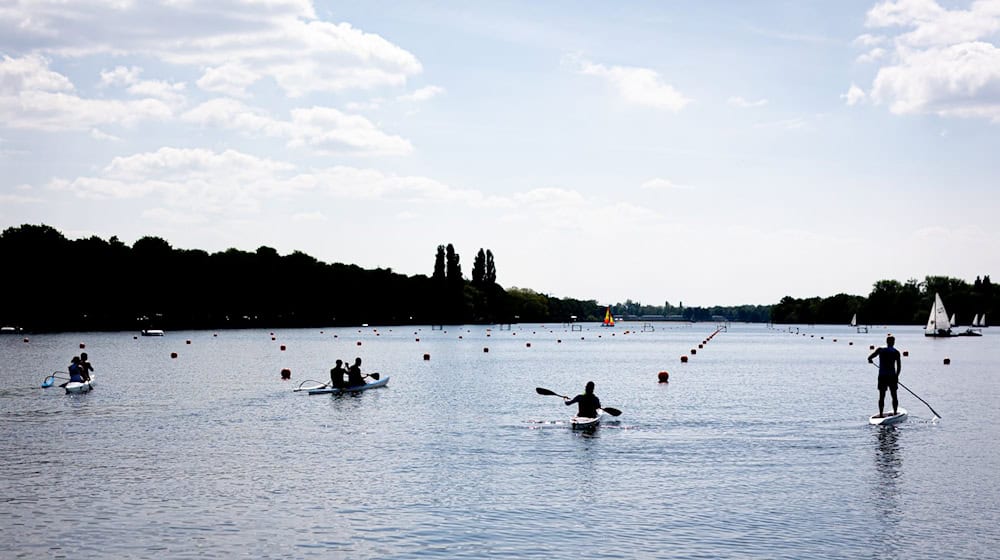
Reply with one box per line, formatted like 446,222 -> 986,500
950,313 -> 956,326
850,313 -> 857,327
982,314 -> 988,327
925,292 -> 952,335
972,314 -> 980,327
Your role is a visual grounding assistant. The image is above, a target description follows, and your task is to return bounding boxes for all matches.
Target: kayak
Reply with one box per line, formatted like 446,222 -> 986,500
571,410 -> 603,429
869,407 -> 907,425
307,376 -> 389,395
65,374 -> 95,394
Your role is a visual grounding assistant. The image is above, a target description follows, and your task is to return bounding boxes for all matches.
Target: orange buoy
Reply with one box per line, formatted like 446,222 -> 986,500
526,342 -> 531,348
658,371 -> 670,383
557,339 -> 562,343
681,355 -> 688,363
943,357 -> 951,365
271,337 -> 276,341
903,351 -> 909,357
483,347 -> 489,353
356,341 -> 362,346
280,368 -> 291,379
186,340 -> 192,345
698,344 -> 703,349
415,338 -> 420,342
280,345 -> 286,351
870,345 -> 875,350
423,353 -> 430,361
690,349 -> 697,355
79,343 -> 86,349
170,352 -> 178,359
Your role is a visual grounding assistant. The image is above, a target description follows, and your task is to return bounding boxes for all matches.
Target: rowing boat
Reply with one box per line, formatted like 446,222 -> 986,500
570,410 -> 603,429
307,376 -> 389,395
65,374 -> 95,394
869,407 -> 907,426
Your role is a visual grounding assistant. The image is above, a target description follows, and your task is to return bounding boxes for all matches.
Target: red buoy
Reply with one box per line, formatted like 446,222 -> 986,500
943,357 -> 951,365
483,347 -> 489,353
903,351 -> 909,357
280,345 -> 286,351
526,342 -> 531,348
280,368 -> 291,379
423,353 -> 430,361
681,355 -> 688,363
186,340 -> 192,345
79,343 -> 86,349
690,349 -> 697,355
658,371 -> 670,383
170,352 -> 178,359
356,341 -> 362,346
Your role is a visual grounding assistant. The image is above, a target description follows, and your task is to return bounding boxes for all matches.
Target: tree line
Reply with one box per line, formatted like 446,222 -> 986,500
771,275 -> 997,326
0,225 -> 606,332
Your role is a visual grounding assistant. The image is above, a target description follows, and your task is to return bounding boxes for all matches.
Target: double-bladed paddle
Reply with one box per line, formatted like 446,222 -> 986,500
535,386 -> 622,416
41,371 -> 68,388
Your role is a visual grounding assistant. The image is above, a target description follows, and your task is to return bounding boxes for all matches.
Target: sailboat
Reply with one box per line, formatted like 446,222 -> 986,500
849,313 -> 857,327
972,314 -> 980,327
601,306 -> 615,327
924,293 -> 954,337
958,311 -> 984,336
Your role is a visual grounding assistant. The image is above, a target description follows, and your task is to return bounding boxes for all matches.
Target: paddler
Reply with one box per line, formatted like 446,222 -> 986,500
329,359 -> 347,388
564,381 -> 601,418
867,334 -> 901,418
347,357 -> 365,386
79,352 -> 94,382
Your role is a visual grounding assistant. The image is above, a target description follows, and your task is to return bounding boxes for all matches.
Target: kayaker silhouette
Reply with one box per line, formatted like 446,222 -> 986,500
347,357 -> 365,386
565,381 -> 601,418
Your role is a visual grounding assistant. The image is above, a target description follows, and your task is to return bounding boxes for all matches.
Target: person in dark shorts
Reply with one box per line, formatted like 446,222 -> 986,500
79,352 -> 94,382
868,334 -> 902,418
565,381 -> 602,418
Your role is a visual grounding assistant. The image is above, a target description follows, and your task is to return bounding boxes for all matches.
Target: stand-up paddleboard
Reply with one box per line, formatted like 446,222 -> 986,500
869,407 -> 907,425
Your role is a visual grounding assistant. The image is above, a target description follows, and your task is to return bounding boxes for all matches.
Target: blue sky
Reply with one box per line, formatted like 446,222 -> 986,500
2,0 -> 999,306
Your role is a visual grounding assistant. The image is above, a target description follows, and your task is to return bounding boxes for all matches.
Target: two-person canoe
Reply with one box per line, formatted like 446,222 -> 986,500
307,376 -> 390,395
65,374 -> 95,394
869,407 -> 907,425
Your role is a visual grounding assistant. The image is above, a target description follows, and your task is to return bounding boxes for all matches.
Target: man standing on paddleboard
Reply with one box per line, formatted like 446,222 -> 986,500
867,335 -> 901,418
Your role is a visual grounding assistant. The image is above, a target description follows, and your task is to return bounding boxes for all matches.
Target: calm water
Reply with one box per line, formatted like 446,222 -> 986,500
2,323 -> 999,559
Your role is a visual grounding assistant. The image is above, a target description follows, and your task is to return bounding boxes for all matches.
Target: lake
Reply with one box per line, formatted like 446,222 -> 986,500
2,323 -> 999,558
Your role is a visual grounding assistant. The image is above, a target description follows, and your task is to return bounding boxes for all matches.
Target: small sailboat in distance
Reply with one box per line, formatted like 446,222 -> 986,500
601,306 -> 615,327
925,293 -> 954,337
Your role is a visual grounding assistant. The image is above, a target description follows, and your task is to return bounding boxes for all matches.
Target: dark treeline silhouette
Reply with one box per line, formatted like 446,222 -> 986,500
609,300 -> 771,323
0,225 -> 606,332
771,275 -> 997,326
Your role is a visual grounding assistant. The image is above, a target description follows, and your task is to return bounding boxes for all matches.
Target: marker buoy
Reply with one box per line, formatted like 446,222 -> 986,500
356,341 -> 362,346
681,355 -> 688,363
557,339 -> 562,343
280,368 -> 291,379
415,338 -> 420,342
23,338 -> 28,343
170,352 -> 178,359
849,341 -> 854,345
903,351 -> 909,357
690,349 -> 697,355
186,340 -> 192,345
658,371 -> 670,383
870,345 -> 875,350
698,344 -> 703,349
133,336 -> 138,340
943,357 -> 951,365
423,353 -> 430,361
483,347 -> 489,353
526,342 -> 531,348
280,345 -> 286,351
79,343 -> 86,349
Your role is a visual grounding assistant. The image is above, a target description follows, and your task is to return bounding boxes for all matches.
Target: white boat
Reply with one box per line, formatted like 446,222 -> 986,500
141,329 -> 165,336
869,407 -> 907,425
65,374 -> 95,394
924,293 -> 954,337
570,410 -> 604,429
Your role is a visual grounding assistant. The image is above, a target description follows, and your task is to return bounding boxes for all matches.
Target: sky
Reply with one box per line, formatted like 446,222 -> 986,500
2,0 -> 1000,307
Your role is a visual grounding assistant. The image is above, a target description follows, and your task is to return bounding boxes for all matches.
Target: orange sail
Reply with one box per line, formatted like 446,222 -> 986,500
602,306 -> 615,327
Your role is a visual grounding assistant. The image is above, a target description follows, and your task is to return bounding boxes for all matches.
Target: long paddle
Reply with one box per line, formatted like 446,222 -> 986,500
535,387 -> 622,416
869,363 -> 941,419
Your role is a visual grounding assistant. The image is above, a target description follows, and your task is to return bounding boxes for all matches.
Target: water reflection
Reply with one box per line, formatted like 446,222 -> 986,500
870,426 -> 903,556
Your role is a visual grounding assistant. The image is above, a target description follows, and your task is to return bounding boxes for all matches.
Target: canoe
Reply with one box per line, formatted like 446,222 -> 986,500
307,376 -> 389,395
571,410 -> 603,429
869,407 -> 907,426
65,375 -> 95,394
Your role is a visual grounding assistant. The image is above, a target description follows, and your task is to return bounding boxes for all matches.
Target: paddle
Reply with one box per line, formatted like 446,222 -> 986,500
898,381 -> 942,419
869,363 -> 941,419
535,387 -> 622,416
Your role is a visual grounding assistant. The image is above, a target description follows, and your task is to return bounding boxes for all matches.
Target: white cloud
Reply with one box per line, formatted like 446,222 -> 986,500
843,84 -> 867,105
728,96 -> 768,108
99,66 -> 141,87
640,178 -> 692,190
182,98 -> 414,155
1,2 -> 422,97
571,56 -> 691,111
398,85 -> 445,102
0,55 -> 174,130
196,63 -> 261,97
858,0 -> 1000,122
90,128 -> 121,141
